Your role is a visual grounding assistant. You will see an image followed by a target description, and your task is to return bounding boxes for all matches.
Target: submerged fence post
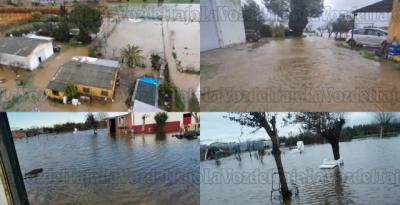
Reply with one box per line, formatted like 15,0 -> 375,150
0,112 -> 29,205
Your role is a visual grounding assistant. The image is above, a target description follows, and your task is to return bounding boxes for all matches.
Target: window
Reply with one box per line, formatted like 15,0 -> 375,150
101,90 -> 108,96
52,90 -> 59,96
367,29 -> 378,36
83,87 -> 90,93
118,117 -> 125,127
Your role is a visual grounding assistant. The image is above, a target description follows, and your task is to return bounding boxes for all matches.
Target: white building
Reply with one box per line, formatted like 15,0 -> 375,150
0,37 -> 54,71
201,0 -> 246,51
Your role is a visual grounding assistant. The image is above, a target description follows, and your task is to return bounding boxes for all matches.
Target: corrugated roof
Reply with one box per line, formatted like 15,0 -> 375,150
0,37 -> 50,57
353,0 -> 393,13
51,61 -> 119,90
47,81 -> 67,92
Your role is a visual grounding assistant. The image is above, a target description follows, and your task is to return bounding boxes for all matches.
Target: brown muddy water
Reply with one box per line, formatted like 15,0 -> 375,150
201,37 -> 400,111
201,136 -> 400,205
14,129 -> 199,205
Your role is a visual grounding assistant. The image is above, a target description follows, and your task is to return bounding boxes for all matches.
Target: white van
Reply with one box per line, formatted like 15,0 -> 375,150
346,28 -> 387,47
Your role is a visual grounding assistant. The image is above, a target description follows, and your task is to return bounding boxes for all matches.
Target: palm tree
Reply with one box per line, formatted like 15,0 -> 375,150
120,44 -> 143,68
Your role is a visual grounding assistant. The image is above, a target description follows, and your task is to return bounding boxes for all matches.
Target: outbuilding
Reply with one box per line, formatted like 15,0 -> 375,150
0,37 -> 54,70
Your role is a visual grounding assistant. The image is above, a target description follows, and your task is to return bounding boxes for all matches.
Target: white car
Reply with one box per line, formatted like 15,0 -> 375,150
346,28 -> 387,47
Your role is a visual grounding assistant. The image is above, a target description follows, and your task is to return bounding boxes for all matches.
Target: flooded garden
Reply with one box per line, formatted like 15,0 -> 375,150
14,129 -> 199,205
201,136 -> 400,204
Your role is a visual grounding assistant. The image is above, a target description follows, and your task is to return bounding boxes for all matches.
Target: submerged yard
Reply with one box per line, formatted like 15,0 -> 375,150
201,36 -> 400,111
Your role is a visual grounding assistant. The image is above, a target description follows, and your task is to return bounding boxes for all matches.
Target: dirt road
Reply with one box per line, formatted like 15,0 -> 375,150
201,36 -> 400,111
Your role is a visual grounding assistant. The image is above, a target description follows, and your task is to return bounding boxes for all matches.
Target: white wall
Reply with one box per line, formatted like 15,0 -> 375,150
0,41 -> 53,71
132,112 -> 196,126
201,0 -> 246,52
0,53 -> 30,69
28,41 -> 54,70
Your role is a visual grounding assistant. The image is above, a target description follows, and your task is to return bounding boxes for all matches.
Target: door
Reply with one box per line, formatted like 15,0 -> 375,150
109,119 -> 116,134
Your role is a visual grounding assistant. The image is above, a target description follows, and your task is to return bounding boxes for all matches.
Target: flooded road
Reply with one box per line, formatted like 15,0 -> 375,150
14,129 -> 199,205
201,136 -> 400,204
201,37 -> 400,111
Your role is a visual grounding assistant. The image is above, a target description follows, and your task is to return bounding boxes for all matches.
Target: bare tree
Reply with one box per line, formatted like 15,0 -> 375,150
227,113 -> 292,199
96,112 -> 109,122
374,113 -> 395,138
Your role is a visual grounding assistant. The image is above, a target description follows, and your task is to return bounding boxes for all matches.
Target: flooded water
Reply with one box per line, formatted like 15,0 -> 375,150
201,37 -> 400,111
200,136 -> 400,205
14,129 -> 199,205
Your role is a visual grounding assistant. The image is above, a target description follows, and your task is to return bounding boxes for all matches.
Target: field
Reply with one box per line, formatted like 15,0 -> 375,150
0,13 -> 32,29
126,0 -> 199,3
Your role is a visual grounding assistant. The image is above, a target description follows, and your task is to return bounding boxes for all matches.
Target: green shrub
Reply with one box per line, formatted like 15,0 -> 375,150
271,25 -> 286,37
260,24 -> 272,37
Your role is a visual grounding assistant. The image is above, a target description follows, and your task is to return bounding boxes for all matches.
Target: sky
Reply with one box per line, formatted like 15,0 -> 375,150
200,112 -> 400,145
7,112 -> 127,130
248,0 -> 392,29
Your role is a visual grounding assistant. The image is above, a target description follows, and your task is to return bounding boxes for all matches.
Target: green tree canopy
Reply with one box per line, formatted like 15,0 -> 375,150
242,1 -> 265,30
69,5 -> 102,34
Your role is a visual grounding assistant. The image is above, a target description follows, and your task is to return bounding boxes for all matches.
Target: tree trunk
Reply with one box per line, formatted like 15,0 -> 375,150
329,139 -> 340,160
270,134 -> 292,199
380,126 -> 383,138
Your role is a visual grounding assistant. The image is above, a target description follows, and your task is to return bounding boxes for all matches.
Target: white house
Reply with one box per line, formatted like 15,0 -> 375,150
201,0 -> 246,51
0,37 -> 54,71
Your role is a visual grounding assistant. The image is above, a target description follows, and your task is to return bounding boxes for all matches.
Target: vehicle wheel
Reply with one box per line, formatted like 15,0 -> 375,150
348,39 -> 356,47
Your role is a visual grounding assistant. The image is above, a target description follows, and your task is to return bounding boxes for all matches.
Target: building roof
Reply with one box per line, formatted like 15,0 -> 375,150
49,60 -> 119,90
133,79 -> 157,106
353,0 -> 393,13
0,37 -> 50,57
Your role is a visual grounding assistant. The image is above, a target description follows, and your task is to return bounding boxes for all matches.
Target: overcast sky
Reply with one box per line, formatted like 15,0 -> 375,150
200,112 -> 400,145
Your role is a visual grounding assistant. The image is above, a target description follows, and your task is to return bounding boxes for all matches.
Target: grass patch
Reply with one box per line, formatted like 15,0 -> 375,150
173,88 -> 184,111
189,93 -> 199,112
3,95 -> 25,110
127,0 -> 199,3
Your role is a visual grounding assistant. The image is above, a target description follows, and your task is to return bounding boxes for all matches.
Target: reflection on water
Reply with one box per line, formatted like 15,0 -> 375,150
14,129 -> 199,205
201,136 -> 400,204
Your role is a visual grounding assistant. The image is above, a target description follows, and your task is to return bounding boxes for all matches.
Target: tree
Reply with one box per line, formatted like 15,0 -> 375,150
154,112 -> 168,134
69,5 -> 102,34
120,44 -> 143,67
150,53 -> 162,70
96,112 -> 109,122
227,113 -> 292,199
65,81 -> 77,100
264,0 -> 289,19
265,0 -> 324,37
53,18 -> 70,42
331,14 -> 353,39
284,112 -> 345,160
85,113 -> 99,135
242,1 -> 265,31
60,5 -> 67,17
374,113 -> 396,138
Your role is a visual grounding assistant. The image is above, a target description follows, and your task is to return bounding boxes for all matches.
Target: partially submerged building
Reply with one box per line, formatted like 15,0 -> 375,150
200,0 -> 246,51
46,56 -> 119,101
106,112 -> 198,134
0,37 -> 54,70
131,77 -> 162,112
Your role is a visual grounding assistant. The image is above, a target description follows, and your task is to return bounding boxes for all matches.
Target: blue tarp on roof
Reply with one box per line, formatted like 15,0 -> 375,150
140,77 -> 159,85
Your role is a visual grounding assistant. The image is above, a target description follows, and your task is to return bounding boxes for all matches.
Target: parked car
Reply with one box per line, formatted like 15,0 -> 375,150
346,28 -> 387,47
245,30 -> 261,42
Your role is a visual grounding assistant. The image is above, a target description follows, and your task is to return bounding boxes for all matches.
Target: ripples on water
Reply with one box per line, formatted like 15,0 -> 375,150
14,129 -> 199,205
200,137 -> 400,205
